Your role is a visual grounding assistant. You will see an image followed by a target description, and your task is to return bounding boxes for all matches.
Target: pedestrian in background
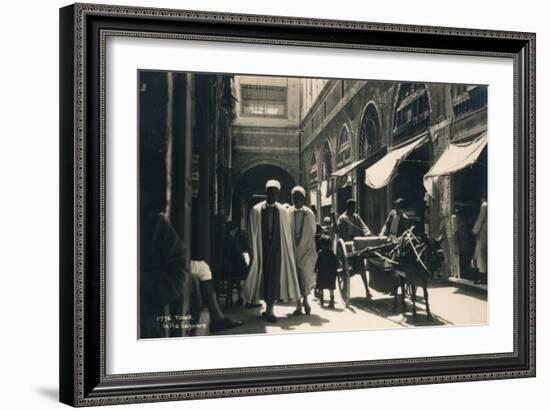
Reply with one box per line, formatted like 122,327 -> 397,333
337,198 -> 372,298
315,234 -> 338,308
472,196 -> 488,284
337,199 -> 371,241
380,197 -> 411,239
322,209 -> 338,250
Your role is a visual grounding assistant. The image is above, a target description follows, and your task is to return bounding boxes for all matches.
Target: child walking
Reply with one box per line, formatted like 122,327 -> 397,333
315,234 -> 338,308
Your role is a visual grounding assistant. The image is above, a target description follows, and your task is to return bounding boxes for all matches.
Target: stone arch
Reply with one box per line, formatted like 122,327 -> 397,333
358,102 -> 382,158
321,139 -> 333,181
236,158 -> 299,184
336,123 -> 352,169
356,101 -> 386,232
230,163 -> 297,230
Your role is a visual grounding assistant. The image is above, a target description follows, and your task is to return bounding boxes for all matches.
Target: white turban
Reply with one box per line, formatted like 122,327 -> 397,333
265,179 -> 281,190
291,186 -> 306,198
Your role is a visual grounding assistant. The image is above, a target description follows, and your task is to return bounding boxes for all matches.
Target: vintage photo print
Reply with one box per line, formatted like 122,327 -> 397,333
138,71 -> 488,339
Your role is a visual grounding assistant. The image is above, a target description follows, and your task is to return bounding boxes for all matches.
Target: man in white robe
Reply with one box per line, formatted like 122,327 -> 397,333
243,180 -> 301,322
472,197 -> 488,284
289,186 -> 317,315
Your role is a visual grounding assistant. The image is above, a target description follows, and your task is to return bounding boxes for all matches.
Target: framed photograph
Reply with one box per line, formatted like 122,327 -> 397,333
59,3 -> 535,407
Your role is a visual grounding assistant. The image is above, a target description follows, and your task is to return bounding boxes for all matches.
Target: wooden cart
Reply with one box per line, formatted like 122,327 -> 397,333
335,235 -> 395,305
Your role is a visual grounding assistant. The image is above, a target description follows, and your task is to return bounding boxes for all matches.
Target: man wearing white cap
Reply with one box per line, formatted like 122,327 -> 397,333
289,186 -> 317,315
243,179 -> 301,322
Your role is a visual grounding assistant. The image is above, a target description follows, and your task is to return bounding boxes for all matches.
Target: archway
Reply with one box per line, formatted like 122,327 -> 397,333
359,103 -> 382,159
335,126 -> 353,214
231,164 -> 297,233
320,141 -> 333,221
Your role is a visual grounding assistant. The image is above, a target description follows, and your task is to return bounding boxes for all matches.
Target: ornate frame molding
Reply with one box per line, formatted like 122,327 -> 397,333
60,3 -> 535,407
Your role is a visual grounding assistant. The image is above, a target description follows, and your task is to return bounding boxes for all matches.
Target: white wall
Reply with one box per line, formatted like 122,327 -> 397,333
0,0 -> 546,410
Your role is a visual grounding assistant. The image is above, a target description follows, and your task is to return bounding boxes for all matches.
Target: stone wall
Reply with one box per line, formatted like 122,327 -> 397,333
300,79 -> 487,279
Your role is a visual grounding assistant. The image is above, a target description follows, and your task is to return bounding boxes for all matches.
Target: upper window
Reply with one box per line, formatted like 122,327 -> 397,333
452,85 -> 487,118
337,127 -> 352,169
241,85 -> 287,117
392,83 -> 430,143
359,104 -> 381,158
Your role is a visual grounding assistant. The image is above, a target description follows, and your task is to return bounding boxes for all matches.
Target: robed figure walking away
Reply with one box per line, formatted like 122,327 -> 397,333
289,186 -> 318,315
243,180 -> 301,322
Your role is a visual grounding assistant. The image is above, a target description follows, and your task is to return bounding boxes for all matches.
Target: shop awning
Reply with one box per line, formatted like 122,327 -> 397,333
332,159 -> 365,178
328,174 -> 351,195
364,134 -> 429,189
329,159 -> 363,195
423,132 -> 487,196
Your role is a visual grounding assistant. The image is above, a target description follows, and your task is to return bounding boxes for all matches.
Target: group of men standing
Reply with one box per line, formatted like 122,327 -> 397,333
242,179 -> 414,323
243,180 -> 317,322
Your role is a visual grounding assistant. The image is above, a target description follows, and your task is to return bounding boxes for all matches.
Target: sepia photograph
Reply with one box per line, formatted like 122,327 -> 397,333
138,70 -> 488,339
55,2 -> 536,406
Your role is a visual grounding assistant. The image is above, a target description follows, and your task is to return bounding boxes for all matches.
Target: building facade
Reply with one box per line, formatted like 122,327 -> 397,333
229,75 -> 302,230
300,79 -> 487,279
140,71 -> 488,288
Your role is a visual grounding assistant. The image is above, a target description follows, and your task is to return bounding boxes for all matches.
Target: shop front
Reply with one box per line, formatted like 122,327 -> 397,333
331,160 -> 361,214
424,132 -> 488,279
364,134 -> 430,234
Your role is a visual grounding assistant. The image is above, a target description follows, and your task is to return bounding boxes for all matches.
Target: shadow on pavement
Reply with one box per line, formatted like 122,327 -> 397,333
278,313 -> 331,330
211,305 -> 331,335
419,281 -> 487,301
400,312 -> 450,326
349,295 -> 452,327
451,285 -> 488,301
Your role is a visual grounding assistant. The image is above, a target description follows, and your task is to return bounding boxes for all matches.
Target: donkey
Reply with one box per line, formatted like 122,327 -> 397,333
389,228 -> 445,320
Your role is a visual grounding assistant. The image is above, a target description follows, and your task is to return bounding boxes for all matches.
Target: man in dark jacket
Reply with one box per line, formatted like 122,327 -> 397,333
380,198 -> 411,239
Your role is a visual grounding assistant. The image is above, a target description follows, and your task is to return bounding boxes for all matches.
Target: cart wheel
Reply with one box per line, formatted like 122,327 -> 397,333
336,239 -> 350,306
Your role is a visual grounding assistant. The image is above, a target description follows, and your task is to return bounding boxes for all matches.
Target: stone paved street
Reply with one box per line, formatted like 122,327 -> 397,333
209,274 -> 487,336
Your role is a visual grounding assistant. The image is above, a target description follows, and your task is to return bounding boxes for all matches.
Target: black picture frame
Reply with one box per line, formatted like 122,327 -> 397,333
59,3 -> 536,407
